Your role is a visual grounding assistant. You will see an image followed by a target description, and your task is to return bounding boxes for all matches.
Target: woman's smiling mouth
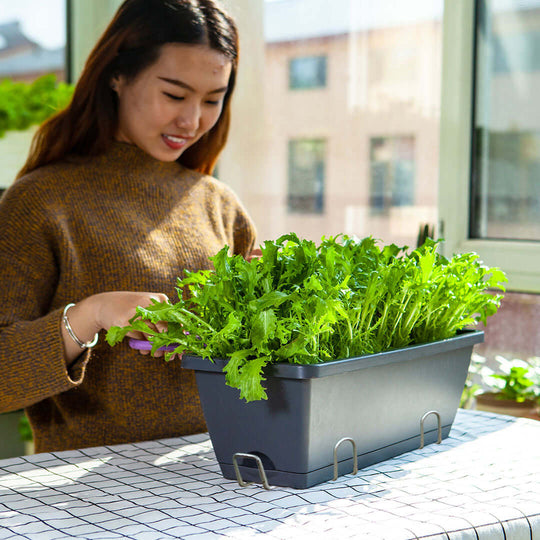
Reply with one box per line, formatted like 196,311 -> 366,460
162,134 -> 193,149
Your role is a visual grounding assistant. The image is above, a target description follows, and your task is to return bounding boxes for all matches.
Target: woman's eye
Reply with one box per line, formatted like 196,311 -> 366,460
205,100 -> 220,106
163,92 -> 184,101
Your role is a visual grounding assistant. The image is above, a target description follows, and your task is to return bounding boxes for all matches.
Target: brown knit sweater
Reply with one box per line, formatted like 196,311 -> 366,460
0,142 -> 256,453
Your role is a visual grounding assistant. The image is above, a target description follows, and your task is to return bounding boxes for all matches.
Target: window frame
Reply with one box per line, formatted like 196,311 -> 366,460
439,0 -> 540,293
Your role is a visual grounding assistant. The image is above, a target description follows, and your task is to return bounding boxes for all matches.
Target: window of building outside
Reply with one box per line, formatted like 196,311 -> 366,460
0,0 -> 66,190
471,0 -> 540,242
288,138 -> 325,213
370,136 -> 415,213
255,0 -> 443,247
289,55 -> 327,89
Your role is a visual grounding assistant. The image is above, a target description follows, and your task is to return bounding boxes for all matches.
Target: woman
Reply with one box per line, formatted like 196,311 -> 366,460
0,0 -> 256,453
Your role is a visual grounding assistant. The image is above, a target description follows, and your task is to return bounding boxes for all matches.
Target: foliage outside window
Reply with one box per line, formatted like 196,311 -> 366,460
370,136 -> 415,214
289,55 -> 327,89
288,139 -> 325,214
0,75 -> 73,137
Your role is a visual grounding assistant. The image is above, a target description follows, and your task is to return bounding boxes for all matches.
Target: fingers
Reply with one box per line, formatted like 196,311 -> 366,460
139,349 -> 181,359
246,248 -> 262,262
155,321 -> 168,333
148,293 -> 170,305
125,330 -> 146,340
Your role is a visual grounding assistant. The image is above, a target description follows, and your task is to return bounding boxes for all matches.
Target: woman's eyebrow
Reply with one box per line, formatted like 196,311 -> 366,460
158,76 -> 228,94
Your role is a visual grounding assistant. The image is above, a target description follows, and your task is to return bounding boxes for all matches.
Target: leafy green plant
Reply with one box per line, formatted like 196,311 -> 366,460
487,357 -> 539,403
493,367 -> 536,402
461,354 -> 540,407
0,74 -> 74,138
107,234 -> 507,402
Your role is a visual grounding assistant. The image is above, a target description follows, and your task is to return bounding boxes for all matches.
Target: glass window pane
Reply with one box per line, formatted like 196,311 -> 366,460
0,0 -> 67,190
471,0 -> 540,241
369,135 -> 415,213
0,0 -> 66,82
257,0 -> 443,246
289,55 -> 327,89
288,139 -> 325,213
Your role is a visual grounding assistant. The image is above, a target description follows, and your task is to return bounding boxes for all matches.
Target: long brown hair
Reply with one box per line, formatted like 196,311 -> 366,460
18,0 -> 238,178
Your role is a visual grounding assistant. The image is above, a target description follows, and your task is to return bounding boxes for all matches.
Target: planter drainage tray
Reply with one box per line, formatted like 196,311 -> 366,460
182,330 -> 484,489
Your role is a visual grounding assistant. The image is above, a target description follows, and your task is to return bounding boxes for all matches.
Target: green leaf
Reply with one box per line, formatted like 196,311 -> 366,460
251,309 -> 277,349
276,334 -> 309,360
222,349 -> 251,387
235,356 -> 269,402
249,291 -> 289,311
105,325 -> 130,346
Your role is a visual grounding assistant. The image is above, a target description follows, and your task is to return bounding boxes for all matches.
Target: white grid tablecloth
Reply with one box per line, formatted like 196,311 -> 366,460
0,409 -> 538,540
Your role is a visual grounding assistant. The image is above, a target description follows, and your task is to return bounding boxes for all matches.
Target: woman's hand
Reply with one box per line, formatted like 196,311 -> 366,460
61,291 -> 171,363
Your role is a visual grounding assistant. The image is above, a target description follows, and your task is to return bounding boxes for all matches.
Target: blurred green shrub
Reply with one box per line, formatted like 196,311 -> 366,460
0,74 -> 74,138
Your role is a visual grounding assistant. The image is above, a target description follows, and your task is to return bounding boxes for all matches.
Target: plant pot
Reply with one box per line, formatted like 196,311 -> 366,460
182,330 -> 484,489
475,392 -> 540,420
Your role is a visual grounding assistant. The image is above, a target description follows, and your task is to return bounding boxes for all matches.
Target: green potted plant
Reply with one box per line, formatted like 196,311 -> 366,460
108,234 -> 506,488
473,356 -> 540,420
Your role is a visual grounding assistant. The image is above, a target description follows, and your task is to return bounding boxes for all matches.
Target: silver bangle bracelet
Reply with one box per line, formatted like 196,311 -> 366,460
62,303 -> 99,349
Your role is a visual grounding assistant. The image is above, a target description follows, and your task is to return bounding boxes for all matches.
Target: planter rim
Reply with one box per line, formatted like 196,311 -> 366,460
182,329 -> 484,379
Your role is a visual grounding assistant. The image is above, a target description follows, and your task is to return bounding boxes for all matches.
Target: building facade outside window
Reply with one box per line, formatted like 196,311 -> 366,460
288,138 -> 325,214
0,1 -> 65,83
289,55 -> 327,89
257,0 -> 442,246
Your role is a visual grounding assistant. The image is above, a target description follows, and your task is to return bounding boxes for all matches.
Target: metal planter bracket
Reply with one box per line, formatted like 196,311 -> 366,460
232,453 -> 272,490
419,410 -> 442,449
333,437 -> 358,481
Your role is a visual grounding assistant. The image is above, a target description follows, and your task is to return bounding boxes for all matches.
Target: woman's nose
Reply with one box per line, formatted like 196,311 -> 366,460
176,102 -> 201,132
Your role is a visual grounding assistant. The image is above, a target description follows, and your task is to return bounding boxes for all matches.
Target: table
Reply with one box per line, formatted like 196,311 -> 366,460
0,409 -> 538,540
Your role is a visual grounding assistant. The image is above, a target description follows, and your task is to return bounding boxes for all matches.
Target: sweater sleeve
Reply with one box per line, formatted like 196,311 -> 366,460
0,178 -> 90,413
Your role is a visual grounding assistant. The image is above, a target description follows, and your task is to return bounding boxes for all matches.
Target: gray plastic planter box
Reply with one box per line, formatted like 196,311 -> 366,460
182,330 -> 484,489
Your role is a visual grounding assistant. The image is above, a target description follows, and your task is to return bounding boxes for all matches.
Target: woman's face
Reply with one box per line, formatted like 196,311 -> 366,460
113,43 -> 232,162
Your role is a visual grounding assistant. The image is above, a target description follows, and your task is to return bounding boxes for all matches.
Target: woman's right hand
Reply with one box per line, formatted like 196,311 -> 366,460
61,291 -> 170,363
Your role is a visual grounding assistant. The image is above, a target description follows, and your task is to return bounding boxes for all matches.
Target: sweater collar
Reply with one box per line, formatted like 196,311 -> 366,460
67,141 -> 187,175
106,141 -> 172,167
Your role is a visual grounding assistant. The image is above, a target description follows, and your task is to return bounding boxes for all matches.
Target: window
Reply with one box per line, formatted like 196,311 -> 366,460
492,30 -> 540,74
0,0 -> 67,190
471,0 -> 540,242
289,55 -> 327,89
288,139 -> 325,214
243,0 -> 442,244
0,0 -> 66,83
370,136 -> 415,213
439,0 -> 540,292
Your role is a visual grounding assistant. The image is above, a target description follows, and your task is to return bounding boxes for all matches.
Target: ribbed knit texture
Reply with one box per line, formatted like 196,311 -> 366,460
0,142 -> 256,453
